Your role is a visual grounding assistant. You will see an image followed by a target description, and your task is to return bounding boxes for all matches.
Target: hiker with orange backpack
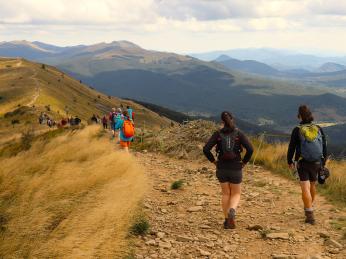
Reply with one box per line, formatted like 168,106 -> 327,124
287,105 -> 328,225
203,111 -> 253,229
115,110 -> 135,152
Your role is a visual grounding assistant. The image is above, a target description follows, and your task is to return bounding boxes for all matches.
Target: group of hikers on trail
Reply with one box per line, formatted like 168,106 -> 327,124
106,105 -> 135,152
39,112 -> 81,128
204,105 -> 329,229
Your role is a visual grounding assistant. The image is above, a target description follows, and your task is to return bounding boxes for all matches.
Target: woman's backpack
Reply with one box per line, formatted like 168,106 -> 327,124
299,124 -> 323,162
217,130 -> 240,160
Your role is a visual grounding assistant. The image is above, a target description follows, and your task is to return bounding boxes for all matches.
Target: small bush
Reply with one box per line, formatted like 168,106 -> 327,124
21,130 -> 35,151
171,180 -> 184,190
130,215 -> 150,236
259,228 -> 271,239
253,180 -> 266,187
0,214 -> 9,232
11,119 -> 20,126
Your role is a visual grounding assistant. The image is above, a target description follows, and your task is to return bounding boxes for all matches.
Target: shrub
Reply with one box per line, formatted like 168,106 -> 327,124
171,180 -> 184,190
0,213 -> 9,232
259,228 -> 271,239
11,119 -> 20,126
41,64 -> 46,69
21,130 -> 35,151
130,215 -> 150,236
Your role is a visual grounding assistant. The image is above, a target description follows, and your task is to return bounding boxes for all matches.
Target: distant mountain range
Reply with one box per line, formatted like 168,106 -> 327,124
192,48 -> 346,70
213,54 -> 346,88
214,55 -> 280,76
1,40 -> 346,128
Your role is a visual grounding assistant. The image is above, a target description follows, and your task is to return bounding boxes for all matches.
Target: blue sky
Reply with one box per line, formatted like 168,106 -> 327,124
1,0 -> 346,54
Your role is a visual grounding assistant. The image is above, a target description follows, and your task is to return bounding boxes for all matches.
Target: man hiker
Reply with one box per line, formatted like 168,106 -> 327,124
109,108 -> 118,137
115,110 -> 135,152
203,111 -> 253,229
102,115 -> 108,129
287,105 -> 327,225
127,105 -> 134,121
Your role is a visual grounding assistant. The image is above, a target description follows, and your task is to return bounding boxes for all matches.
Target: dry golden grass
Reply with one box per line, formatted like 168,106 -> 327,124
0,126 -> 146,258
252,138 -> 346,205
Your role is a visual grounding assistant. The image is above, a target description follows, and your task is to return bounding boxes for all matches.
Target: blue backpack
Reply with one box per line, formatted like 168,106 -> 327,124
299,124 -> 323,162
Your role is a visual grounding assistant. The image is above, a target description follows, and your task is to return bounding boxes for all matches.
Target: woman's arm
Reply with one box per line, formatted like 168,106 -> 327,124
287,127 -> 299,165
239,132 -> 254,164
203,132 -> 219,163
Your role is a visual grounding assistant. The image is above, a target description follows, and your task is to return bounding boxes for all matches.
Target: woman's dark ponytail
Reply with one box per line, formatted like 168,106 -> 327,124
221,111 -> 235,130
298,105 -> 314,123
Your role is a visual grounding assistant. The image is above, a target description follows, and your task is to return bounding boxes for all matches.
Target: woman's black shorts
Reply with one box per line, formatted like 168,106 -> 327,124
216,169 -> 242,184
297,161 -> 320,182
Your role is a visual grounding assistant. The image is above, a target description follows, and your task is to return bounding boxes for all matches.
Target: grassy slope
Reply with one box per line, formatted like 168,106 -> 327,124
0,58 -> 171,143
0,126 -> 146,258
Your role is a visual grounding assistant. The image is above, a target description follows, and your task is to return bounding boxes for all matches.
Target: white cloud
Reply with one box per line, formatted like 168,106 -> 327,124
1,0 -> 346,52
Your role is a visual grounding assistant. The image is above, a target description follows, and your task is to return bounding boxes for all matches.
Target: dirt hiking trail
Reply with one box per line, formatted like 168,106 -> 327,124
132,152 -> 346,259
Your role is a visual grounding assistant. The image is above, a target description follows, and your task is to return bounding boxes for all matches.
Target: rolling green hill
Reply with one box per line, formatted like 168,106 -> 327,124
0,58 -> 171,143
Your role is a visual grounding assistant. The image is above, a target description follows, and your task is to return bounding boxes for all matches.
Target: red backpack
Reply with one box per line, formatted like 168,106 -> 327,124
123,120 -> 135,138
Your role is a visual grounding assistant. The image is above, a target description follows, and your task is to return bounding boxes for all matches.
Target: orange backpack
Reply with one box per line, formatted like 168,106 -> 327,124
123,120 -> 135,138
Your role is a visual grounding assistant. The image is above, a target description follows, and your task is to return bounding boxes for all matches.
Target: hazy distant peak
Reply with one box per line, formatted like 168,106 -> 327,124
318,62 -> 346,73
215,54 -> 233,62
110,40 -> 142,49
1,40 -> 53,52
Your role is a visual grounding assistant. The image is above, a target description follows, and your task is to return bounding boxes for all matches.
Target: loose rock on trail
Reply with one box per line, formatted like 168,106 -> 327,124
132,152 -> 346,259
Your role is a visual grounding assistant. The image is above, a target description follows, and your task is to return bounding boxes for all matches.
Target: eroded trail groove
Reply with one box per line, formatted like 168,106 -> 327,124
132,152 -> 346,259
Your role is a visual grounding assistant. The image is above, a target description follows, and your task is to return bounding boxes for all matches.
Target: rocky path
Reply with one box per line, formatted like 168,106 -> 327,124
132,152 -> 346,259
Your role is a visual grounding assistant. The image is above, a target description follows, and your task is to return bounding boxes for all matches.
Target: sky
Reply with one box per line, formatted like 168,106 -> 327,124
1,0 -> 346,54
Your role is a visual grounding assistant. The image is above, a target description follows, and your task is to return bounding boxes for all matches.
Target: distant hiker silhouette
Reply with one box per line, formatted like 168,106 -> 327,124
102,115 -> 108,129
203,111 -> 253,229
91,114 -> 98,124
287,105 -> 328,225
115,110 -> 135,152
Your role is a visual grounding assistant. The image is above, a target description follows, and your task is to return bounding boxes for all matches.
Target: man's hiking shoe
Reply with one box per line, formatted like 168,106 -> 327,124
305,210 -> 315,225
227,208 -> 236,229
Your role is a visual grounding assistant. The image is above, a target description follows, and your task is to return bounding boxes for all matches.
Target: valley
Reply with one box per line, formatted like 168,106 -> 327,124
1,41 -> 346,129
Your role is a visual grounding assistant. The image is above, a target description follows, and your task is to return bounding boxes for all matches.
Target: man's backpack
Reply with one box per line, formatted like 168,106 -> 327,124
112,112 -> 118,123
217,129 -> 239,160
299,124 -> 323,162
123,120 -> 135,138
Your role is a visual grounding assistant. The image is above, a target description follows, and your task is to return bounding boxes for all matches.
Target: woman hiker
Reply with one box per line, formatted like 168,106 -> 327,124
203,111 -> 254,229
287,105 -> 327,225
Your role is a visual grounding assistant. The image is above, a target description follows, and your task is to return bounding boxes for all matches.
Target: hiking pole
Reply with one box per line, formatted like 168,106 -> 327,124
252,132 -> 265,166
